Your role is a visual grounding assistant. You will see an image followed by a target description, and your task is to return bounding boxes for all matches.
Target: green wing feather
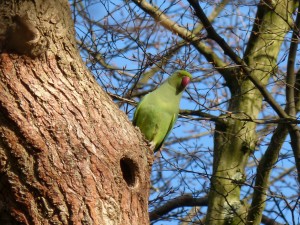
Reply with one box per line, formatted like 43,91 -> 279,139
154,112 -> 177,151
133,93 -> 177,152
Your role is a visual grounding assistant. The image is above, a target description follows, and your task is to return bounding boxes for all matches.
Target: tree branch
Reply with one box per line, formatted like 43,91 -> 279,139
77,40 -> 135,78
149,194 -> 208,221
261,215 -> 285,225
285,0 -> 300,184
164,131 -> 211,146
180,109 -> 220,122
137,0 -> 229,85
288,126 -> 300,184
131,0 -> 235,84
296,69 -> 300,111
149,194 -> 284,225
246,124 -> 289,224
246,7 -> 300,218
181,109 -> 300,124
187,0 -> 243,66
286,2 -> 300,116
187,0 -> 289,119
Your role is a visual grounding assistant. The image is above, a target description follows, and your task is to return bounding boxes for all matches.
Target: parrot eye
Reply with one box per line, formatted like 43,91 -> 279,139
181,76 -> 190,88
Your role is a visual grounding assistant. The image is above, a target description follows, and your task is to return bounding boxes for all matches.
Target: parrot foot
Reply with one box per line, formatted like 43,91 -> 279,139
149,141 -> 156,151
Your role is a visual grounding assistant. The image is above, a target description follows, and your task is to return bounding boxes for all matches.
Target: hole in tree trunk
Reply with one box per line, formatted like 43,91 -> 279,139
120,157 -> 138,187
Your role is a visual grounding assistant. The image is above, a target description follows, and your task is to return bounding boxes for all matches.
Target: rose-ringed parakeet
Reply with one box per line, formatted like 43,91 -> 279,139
133,70 -> 192,152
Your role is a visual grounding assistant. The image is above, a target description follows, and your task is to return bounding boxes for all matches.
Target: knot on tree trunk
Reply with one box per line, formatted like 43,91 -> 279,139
5,14 -> 49,57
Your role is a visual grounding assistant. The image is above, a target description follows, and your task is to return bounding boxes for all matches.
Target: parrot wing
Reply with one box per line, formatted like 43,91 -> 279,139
153,112 -> 177,151
133,94 -> 178,152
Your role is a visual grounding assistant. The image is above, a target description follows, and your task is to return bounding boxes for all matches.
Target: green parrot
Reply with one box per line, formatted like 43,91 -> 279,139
133,70 -> 192,152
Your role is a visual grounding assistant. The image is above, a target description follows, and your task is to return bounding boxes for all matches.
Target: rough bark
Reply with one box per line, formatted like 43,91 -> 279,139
0,0 -> 152,224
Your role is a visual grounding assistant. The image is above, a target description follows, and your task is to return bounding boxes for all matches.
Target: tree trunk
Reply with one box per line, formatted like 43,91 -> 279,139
206,1 -> 297,224
0,1 -> 152,224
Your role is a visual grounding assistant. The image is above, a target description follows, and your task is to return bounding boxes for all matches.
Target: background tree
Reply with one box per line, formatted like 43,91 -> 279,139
0,0 -> 151,224
73,0 -> 300,225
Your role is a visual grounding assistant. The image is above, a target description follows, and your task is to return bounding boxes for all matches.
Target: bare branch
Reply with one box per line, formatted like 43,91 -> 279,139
285,1 -> 300,184
181,110 -> 300,124
149,194 -> 208,221
261,215 -> 285,225
164,131 -> 211,146
187,0 -> 289,119
286,3 -> 300,116
288,126 -> 300,183
247,124 -> 289,224
137,0 -> 230,85
131,0 -> 235,82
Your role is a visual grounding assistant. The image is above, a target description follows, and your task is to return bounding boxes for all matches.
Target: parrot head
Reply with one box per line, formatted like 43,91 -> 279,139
167,70 -> 192,94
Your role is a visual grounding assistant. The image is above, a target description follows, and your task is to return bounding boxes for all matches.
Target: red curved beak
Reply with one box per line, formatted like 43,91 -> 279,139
181,76 -> 191,88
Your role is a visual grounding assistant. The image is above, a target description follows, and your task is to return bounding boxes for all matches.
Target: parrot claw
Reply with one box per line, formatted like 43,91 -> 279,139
149,141 -> 156,151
